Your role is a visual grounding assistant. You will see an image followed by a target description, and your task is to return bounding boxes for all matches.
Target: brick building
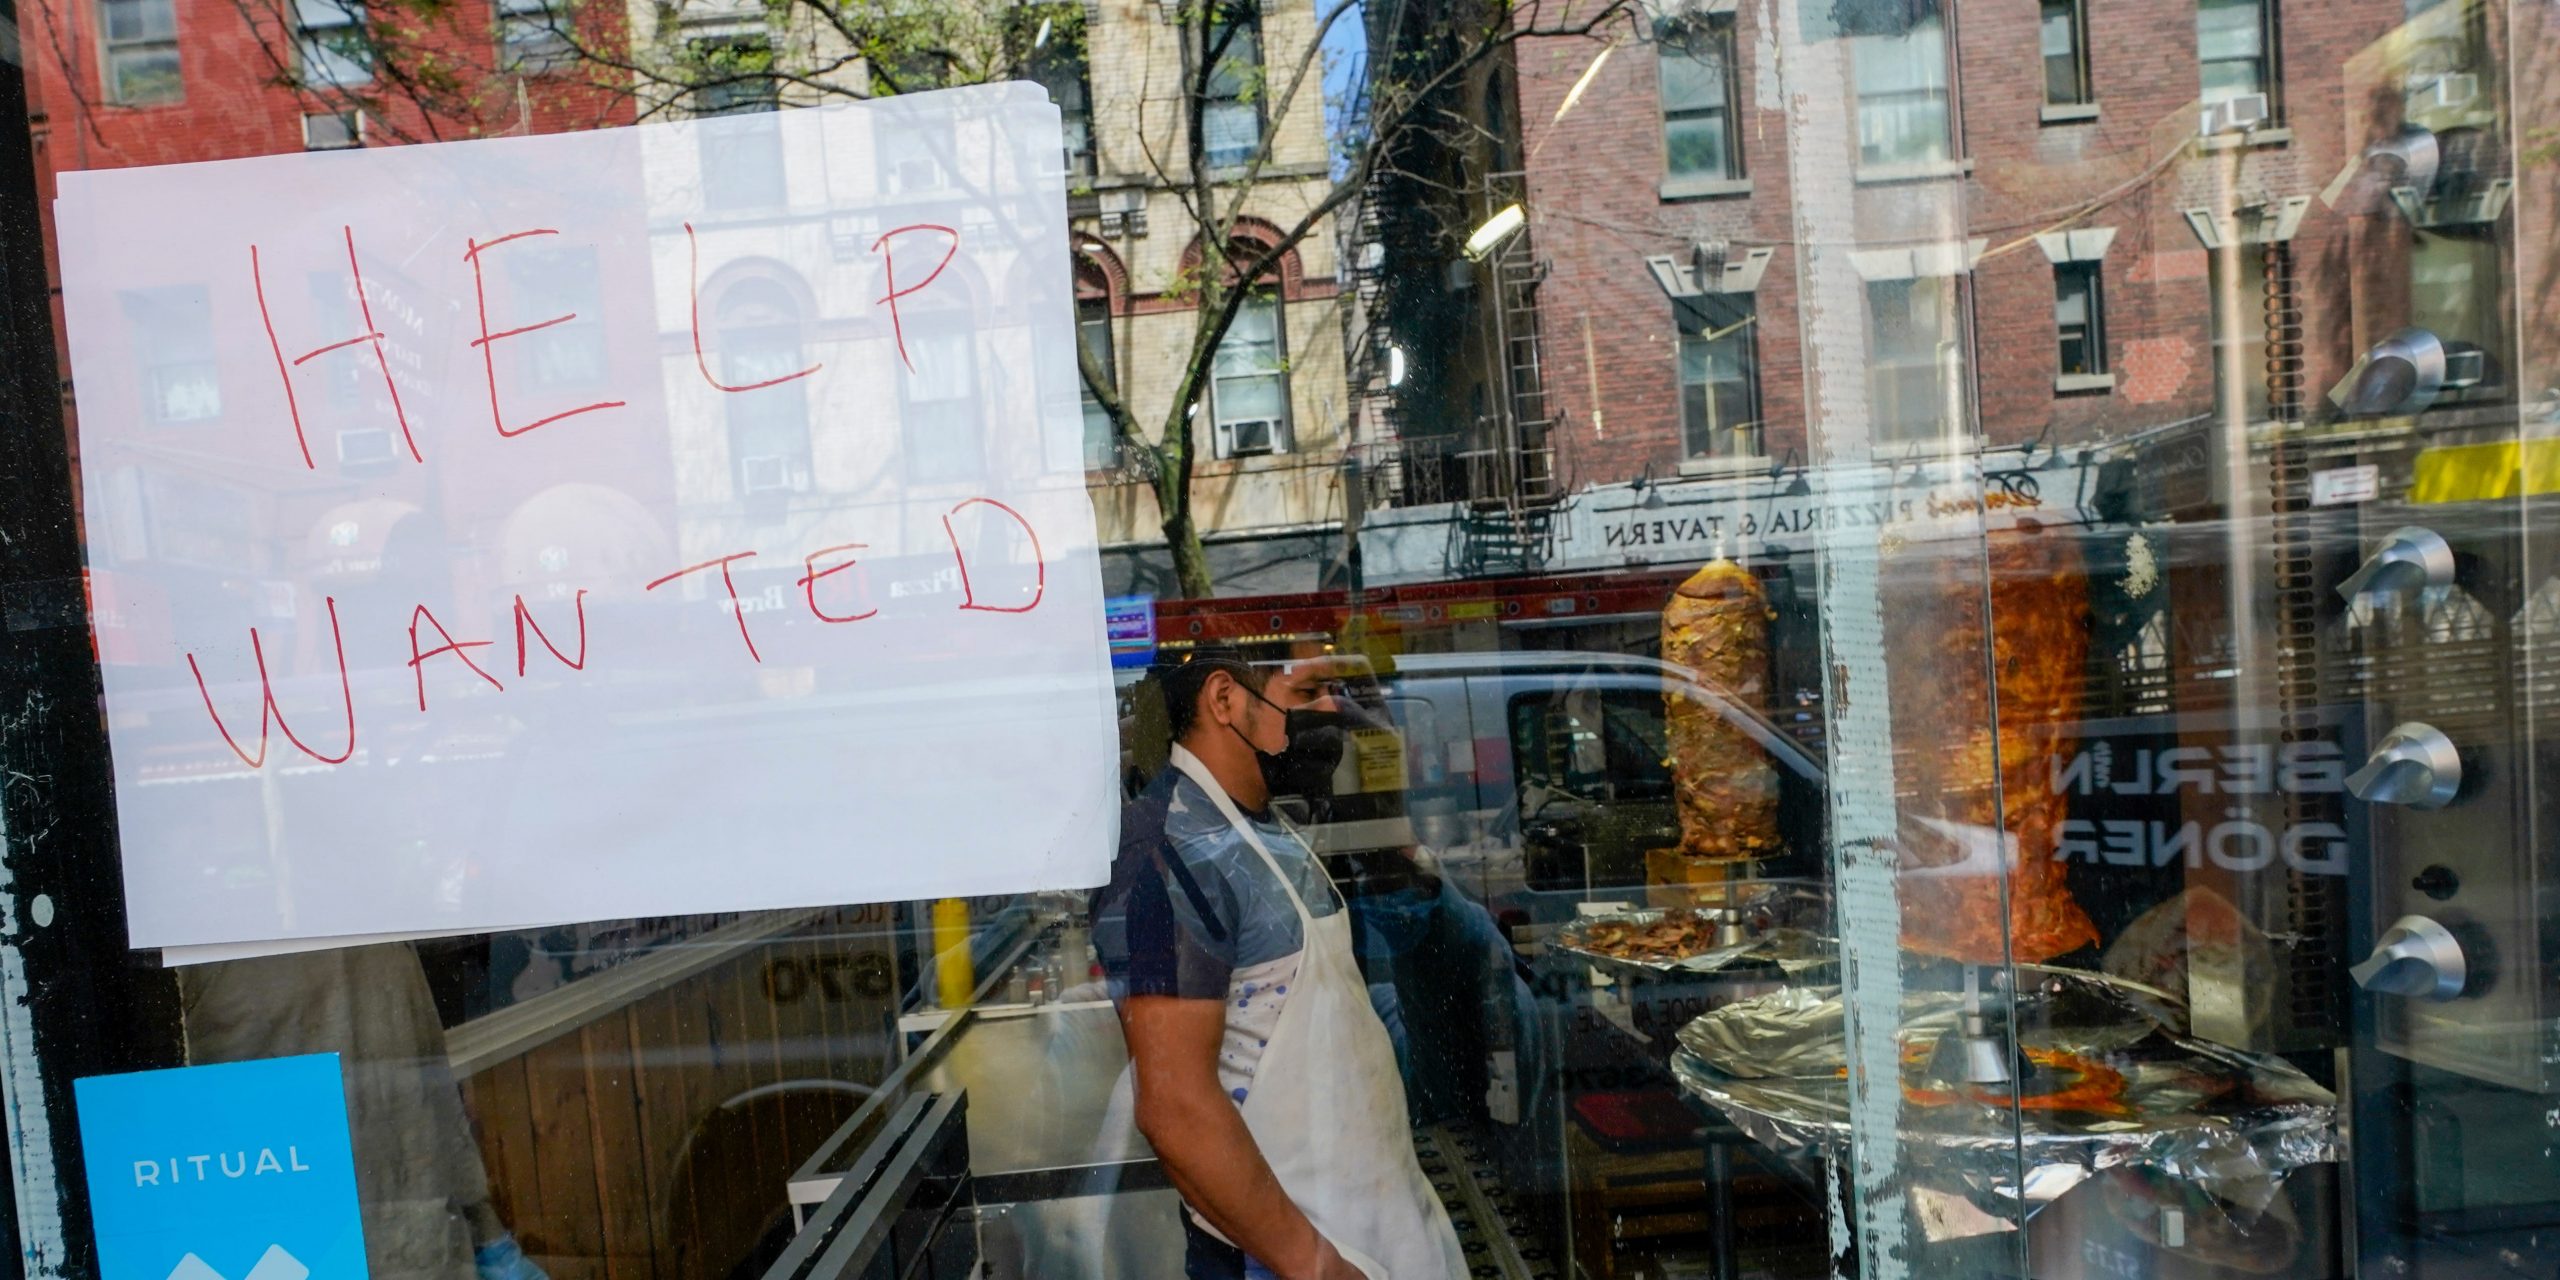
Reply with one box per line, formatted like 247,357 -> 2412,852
1484,0 -> 2527,494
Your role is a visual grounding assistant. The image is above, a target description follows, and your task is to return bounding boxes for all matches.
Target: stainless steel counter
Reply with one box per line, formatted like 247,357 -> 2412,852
783,995 -> 1183,1280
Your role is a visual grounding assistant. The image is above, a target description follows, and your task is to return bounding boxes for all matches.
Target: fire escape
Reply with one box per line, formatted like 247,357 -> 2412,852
1451,168 -> 1565,579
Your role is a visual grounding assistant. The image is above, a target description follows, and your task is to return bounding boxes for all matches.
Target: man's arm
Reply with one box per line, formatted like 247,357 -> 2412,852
1120,994 -> 1367,1280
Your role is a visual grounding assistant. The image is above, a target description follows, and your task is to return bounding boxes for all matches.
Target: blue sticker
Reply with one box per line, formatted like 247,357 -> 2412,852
75,1054 -> 368,1280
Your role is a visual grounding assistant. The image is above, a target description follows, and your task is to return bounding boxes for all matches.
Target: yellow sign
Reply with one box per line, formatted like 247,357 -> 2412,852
1353,729 -> 1404,793
2410,439 -> 2560,505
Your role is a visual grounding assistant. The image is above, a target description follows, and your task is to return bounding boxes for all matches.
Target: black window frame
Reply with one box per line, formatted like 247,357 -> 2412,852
2197,0 -> 2283,121
1201,1 -> 1265,170
2054,259 -> 2107,381
1675,293 -> 1762,461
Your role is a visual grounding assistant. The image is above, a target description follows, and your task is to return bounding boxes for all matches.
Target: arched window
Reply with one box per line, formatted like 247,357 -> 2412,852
1204,236 -> 1293,459
716,277 -> 811,496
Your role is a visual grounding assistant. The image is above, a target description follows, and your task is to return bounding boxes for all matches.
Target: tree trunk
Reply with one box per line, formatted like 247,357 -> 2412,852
1162,498 -> 1216,600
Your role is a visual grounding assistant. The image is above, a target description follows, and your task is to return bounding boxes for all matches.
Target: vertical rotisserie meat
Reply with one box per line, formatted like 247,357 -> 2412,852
1892,523 -> 2099,964
1662,558 -> 1779,862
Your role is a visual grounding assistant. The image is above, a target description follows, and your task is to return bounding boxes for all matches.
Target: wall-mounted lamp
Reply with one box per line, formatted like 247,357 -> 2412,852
1464,204 -> 1527,262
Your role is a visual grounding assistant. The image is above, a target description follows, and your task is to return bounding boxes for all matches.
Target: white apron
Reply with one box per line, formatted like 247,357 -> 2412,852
1164,746 -> 1467,1280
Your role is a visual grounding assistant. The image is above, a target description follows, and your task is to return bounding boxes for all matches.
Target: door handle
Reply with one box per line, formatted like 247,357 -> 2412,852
2337,526 -> 2454,602
2351,914 -> 2469,1001
2345,722 -> 2462,808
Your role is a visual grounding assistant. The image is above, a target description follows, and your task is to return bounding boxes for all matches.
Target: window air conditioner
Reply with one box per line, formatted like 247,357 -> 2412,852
2200,92 -> 2271,136
303,111 -> 364,150
740,454 -> 795,493
1218,418 -> 1281,458
2426,72 -> 2479,110
337,427 -> 394,465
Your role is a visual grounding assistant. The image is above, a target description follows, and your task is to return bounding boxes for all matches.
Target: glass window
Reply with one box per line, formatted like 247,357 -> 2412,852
2041,0 -> 2091,106
2199,0 -> 2273,106
1852,12 -> 1950,168
2055,260 -> 2106,378
118,285 -> 219,424
506,245 -> 608,391
717,281 -> 812,495
99,0 -> 182,104
1203,4 -> 1263,168
1658,18 -> 1738,181
14,6 -> 2560,1280
1018,6 -> 1095,179
691,37 -> 786,208
1079,298 -> 1119,469
1867,275 -> 1958,442
1212,294 -> 1289,458
901,319 -> 983,482
496,0 -> 574,73
1677,293 -> 1759,460
294,0 -> 373,88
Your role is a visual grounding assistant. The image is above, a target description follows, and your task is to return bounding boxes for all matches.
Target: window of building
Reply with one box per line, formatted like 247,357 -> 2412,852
902,320 -> 984,482
692,37 -> 786,209
1676,293 -> 1759,461
497,0 -> 575,73
118,286 -> 219,424
879,119 -> 955,195
1016,7 -> 1095,180
1659,17 -> 1740,183
2054,261 -> 2106,380
1202,4 -> 1264,169
2041,0 -> 2091,108
2410,231 -> 2503,366
1851,10 -> 1951,169
2198,0 -> 2275,111
1211,294 -> 1290,458
98,0 -> 182,104
295,0 -> 374,88
506,245 -> 608,391
1866,275 -> 1961,443
1078,298 -> 1119,470
716,280 -> 813,496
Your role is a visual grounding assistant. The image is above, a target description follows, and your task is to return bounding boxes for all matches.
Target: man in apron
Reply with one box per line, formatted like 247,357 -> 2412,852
1093,650 -> 1466,1280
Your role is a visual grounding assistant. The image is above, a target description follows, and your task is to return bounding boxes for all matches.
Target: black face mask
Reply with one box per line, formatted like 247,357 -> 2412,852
1262,707 -> 1349,801
1226,687 -> 1347,801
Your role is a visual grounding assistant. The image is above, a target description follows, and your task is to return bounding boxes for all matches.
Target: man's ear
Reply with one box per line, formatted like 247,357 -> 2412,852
1198,670 -> 1235,725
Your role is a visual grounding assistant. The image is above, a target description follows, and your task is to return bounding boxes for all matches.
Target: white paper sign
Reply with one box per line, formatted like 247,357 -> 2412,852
56,85 -> 1118,958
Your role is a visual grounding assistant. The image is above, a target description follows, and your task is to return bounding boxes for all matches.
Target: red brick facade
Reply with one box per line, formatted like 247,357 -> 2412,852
1515,0 -> 2507,486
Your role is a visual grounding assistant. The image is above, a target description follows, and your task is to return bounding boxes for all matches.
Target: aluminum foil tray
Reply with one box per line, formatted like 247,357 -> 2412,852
1671,970 -> 2337,1219
1552,882 -> 1834,978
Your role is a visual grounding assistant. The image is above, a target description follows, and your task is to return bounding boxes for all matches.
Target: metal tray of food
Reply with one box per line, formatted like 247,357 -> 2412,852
1551,881 -> 1834,978
1669,969 -> 2336,1220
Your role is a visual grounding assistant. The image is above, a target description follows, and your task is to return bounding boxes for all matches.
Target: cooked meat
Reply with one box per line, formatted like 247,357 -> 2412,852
1662,559 -> 1779,863
1578,909 -> 1721,962
1891,524 -> 2099,964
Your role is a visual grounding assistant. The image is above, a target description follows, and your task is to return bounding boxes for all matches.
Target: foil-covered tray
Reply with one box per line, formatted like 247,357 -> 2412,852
1552,882 -> 1833,978
1672,970 -> 2337,1219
